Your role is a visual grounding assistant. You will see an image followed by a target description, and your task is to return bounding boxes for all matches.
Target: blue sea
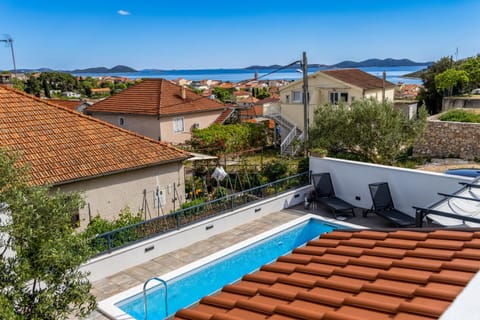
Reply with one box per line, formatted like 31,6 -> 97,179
72,65 -> 426,85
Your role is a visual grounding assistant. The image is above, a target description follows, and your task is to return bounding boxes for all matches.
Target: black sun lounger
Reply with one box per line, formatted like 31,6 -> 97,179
311,172 -> 356,218
365,182 -> 415,227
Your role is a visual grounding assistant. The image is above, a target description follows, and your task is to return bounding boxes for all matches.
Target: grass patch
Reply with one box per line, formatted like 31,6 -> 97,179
439,109 -> 480,123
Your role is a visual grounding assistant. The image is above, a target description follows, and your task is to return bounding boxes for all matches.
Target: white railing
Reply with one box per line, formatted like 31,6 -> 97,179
281,126 -> 298,155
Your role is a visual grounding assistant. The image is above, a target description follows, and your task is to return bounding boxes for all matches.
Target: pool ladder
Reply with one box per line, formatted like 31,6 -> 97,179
143,277 -> 168,320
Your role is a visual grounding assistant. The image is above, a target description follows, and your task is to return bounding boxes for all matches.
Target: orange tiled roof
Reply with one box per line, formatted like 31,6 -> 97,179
86,79 -> 225,116
175,228 -> 480,320
256,97 -> 280,105
321,68 -> 396,90
240,105 -> 263,118
0,86 -> 190,186
47,99 -> 84,110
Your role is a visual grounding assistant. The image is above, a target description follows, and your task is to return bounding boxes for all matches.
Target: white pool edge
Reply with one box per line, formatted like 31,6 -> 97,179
98,214 -> 366,319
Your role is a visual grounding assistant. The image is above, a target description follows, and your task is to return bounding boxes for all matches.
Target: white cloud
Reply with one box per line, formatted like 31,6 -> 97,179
117,10 -> 131,16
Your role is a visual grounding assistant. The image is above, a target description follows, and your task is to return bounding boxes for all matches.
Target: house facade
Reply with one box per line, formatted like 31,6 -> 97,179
278,68 -> 395,133
0,86 -> 190,229
85,79 -> 226,144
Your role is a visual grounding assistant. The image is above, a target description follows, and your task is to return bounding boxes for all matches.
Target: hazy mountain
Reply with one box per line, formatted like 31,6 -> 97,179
333,58 -> 433,68
245,58 -> 432,70
72,65 -> 137,73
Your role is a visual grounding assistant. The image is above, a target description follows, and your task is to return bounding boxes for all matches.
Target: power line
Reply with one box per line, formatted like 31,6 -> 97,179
255,60 -> 301,81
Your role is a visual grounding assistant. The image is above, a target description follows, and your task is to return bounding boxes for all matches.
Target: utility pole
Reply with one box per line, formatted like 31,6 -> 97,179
302,51 -> 309,156
382,70 -> 386,103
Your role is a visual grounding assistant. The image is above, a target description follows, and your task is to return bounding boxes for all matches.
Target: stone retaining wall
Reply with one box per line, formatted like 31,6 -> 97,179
413,120 -> 480,160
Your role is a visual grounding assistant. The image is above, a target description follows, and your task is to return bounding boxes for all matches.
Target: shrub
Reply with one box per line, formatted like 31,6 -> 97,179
262,159 -> 288,183
438,109 -> 480,123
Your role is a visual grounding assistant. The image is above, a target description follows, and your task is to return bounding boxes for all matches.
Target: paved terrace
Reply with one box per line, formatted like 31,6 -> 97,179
87,204 -> 396,319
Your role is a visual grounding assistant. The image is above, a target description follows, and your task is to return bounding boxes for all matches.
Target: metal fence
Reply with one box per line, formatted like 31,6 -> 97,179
90,171 -> 310,256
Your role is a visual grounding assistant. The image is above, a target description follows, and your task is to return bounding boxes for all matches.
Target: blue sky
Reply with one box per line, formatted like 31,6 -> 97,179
0,0 -> 479,70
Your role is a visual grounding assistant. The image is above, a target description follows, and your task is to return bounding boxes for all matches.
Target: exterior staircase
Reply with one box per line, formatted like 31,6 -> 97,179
267,113 -> 304,156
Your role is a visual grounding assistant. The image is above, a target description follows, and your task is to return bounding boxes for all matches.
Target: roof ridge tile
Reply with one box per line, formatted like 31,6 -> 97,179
398,301 -> 444,318
234,299 -> 275,315
222,285 -> 257,297
343,296 -> 398,314
296,291 -> 345,307
274,304 -> 326,320
413,286 -> 458,301
200,296 -> 236,309
256,287 -> 296,301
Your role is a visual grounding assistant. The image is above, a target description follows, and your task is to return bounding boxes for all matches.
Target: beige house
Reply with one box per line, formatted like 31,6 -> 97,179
85,79 -> 226,144
279,68 -> 395,133
0,86 -> 190,229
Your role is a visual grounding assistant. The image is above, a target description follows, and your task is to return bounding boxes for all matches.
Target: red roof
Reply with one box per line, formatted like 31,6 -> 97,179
0,86 -> 190,186
47,99 -> 84,110
175,228 -> 480,320
86,79 -> 225,116
321,69 -> 396,90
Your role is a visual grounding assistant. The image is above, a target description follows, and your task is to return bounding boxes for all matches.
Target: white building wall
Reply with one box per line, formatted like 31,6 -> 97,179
309,157 -> 471,216
57,163 -> 185,229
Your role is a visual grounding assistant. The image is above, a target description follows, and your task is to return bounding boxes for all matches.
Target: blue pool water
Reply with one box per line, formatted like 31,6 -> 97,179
117,219 -> 339,319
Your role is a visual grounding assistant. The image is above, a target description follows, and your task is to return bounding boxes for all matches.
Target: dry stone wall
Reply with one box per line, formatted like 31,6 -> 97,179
413,120 -> 480,160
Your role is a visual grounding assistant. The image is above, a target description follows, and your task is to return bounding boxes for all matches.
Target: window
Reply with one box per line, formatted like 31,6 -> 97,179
173,117 -> 185,133
292,91 -> 302,103
119,117 -> 125,126
329,92 -> 348,104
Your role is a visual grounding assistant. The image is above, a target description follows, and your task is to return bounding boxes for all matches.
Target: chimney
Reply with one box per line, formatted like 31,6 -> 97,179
181,86 -> 187,100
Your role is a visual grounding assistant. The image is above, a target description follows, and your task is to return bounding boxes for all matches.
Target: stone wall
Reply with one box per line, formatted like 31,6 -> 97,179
413,120 -> 480,160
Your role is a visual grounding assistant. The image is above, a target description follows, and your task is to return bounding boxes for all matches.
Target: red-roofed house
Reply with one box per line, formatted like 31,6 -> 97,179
279,68 -> 395,134
85,79 -> 226,144
0,86 -> 190,228
274,69 -> 396,154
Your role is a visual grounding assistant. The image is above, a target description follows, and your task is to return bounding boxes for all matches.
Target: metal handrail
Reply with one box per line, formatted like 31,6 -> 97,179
281,126 -> 298,154
90,172 -> 309,255
143,277 -> 168,320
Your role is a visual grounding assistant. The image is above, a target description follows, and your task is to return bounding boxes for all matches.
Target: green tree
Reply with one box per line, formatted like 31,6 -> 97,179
435,68 -> 469,96
11,78 -> 25,91
309,99 -> 427,165
24,75 -> 42,96
213,87 -> 234,102
417,56 -> 454,114
460,55 -> 480,91
0,150 -> 96,319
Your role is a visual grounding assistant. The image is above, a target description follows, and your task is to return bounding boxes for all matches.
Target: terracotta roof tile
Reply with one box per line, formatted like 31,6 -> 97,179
321,69 -> 395,90
174,229 -> 480,320
47,99 -> 84,110
0,86 -> 189,186
86,79 -> 224,116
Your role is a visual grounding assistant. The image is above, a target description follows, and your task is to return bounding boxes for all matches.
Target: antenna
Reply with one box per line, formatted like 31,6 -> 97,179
1,35 -> 17,78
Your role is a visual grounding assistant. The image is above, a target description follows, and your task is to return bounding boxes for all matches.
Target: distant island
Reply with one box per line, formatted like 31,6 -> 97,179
11,58 -> 432,74
245,58 -> 432,70
72,65 -> 137,73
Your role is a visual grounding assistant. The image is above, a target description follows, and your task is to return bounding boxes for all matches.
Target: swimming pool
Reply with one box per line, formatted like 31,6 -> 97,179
111,217 -> 340,319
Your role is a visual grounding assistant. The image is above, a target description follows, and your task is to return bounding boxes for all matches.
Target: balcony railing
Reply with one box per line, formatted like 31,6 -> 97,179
89,171 -> 310,256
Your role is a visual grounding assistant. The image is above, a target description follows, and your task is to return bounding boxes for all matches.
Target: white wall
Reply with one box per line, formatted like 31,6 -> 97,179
81,185 -> 310,281
58,163 -> 185,229
310,157 -> 471,216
